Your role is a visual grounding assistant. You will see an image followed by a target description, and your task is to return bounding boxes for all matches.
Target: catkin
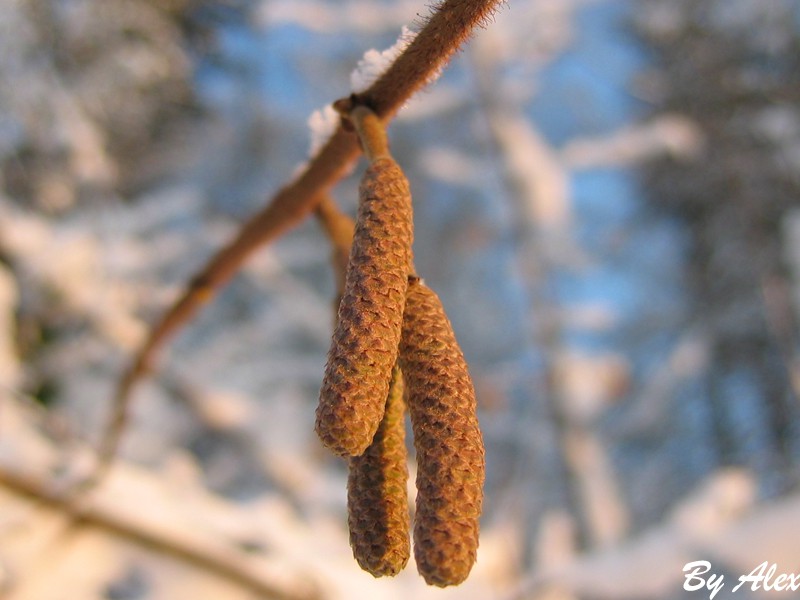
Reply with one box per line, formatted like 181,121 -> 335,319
399,278 -> 485,587
347,365 -> 411,576
316,157 -> 414,456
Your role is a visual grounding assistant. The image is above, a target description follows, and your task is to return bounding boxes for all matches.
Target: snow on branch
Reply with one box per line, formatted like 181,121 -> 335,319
307,104 -> 340,158
350,26 -> 418,92
307,26 -> 421,156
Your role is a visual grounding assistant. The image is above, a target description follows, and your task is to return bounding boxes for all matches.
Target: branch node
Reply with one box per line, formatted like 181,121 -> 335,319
341,104 -> 390,162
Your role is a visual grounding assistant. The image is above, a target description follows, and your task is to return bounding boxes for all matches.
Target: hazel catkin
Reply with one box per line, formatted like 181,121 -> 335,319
399,278 -> 485,587
316,157 -> 413,457
347,365 -> 411,576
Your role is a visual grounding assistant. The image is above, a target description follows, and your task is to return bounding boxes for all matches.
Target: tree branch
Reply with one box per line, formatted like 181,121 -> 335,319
99,0 -> 505,486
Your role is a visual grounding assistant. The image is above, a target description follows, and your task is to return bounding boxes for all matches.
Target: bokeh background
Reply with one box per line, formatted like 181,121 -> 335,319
1,0 -> 800,598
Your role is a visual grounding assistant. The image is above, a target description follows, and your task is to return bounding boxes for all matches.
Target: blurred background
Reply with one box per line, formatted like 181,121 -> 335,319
1,0 -> 800,598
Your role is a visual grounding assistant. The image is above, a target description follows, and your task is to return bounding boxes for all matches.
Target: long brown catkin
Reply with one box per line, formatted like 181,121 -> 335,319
347,365 -> 410,576
316,157 -> 413,457
399,278 -> 485,587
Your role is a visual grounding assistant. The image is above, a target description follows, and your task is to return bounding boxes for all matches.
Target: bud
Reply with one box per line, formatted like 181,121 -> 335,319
347,365 -> 411,576
399,278 -> 485,586
316,158 -> 414,456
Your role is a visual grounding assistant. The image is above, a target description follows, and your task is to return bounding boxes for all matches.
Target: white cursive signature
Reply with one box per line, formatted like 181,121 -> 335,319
683,560 -> 800,599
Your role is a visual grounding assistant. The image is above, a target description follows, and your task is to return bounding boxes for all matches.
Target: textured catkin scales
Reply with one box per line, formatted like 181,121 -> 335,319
316,158 -> 414,456
347,365 -> 411,576
399,279 -> 485,587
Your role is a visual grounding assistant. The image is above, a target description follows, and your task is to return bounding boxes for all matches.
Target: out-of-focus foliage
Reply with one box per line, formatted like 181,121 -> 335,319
637,0 -> 800,490
0,0 -> 202,210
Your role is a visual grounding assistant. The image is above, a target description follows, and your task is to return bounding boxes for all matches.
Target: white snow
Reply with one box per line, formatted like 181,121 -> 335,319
350,25 -> 418,93
306,103 -> 340,157
305,26 -> 422,157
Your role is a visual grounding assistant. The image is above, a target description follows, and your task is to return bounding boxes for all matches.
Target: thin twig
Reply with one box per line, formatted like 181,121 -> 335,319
98,0 -> 505,486
349,106 -> 390,162
314,195 -> 355,298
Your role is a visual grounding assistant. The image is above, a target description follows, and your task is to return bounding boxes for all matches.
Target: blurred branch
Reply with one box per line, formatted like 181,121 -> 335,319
609,324 -> 710,439
0,464 -> 320,600
314,195 -> 355,318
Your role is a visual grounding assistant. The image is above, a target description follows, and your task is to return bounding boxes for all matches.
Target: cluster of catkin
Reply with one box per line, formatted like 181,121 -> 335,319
315,105 -> 485,587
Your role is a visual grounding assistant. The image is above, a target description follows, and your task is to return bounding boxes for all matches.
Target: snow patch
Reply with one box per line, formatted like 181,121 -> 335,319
305,26 -> 423,158
350,26 -> 417,93
306,104 -> 340,157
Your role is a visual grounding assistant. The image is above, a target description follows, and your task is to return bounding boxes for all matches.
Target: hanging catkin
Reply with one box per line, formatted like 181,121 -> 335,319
316,156 -> 413,457
399,277 -> 485,587
347,365 -> 410,576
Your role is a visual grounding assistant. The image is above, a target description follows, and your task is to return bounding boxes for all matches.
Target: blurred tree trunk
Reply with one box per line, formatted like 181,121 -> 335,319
471,28 -> 630,563
639,0 -> 800,491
